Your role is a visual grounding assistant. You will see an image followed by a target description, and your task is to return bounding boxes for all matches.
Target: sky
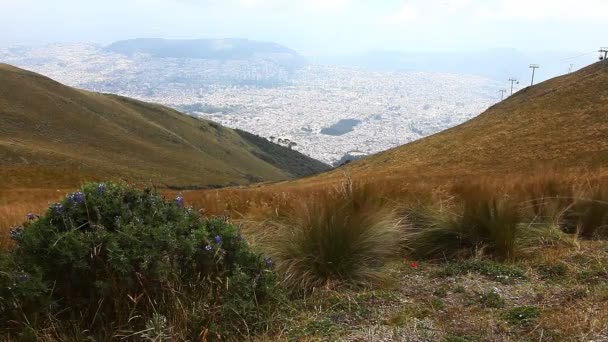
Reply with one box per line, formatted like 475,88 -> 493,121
0,0 -> 606,56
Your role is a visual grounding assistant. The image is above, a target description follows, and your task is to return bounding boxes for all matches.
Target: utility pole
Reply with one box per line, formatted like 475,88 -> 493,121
529,64 -> 540,86
508,78 -> 518,96
599,47 -> 608,61
499,89 -> 506,101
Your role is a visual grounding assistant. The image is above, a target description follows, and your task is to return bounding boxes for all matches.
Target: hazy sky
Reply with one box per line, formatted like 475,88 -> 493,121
1,0 -> 606,55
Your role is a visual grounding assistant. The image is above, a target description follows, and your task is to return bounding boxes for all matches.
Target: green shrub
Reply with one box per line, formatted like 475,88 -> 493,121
430,298 -> 446,310
536,263 -> 568,281
478,289 -> 505,308
0,182 -> 276,340
265,181 -> 404,292
404,187 -> 521,259
438,259 -> 526,283
504,306 -> 540,326
433,287 -> 448,298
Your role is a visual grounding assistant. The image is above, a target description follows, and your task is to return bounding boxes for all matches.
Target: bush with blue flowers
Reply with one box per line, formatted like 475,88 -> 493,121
0,182 -> 276,340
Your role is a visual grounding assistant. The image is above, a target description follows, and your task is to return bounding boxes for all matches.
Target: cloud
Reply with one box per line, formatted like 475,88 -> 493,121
382,4 -> 417,25
476,0 -> 608,21
307,0 -> 352,11
379,0 -> 608,28
235,0 -> 351,11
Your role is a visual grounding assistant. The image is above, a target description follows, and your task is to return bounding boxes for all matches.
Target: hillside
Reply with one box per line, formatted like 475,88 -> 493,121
338,59 -> 608,179
234,129 -> 330,179
0,64 -> 329,189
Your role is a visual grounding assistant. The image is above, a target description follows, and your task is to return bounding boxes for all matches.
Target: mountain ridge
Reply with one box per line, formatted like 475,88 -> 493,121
105,38 -> 302,61
319,59 -> 608,181
0,63 -> 329,189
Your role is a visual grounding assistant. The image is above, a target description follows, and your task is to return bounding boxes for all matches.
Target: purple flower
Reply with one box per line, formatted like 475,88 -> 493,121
214,235 -> 222,244
97,183 -> 106,194
175,195 -> 184,207
26,213 -> 36,221
53,203 -> 65,214
264,257 -> 274,268
68,191 -> 85,205
9,227 -> 24,241
204,245 -> 213,251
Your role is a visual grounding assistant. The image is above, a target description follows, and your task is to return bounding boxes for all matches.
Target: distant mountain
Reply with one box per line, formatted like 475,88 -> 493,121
106,38 -> 305,65
319,49 -> 596,82
0,64 -> 329,189
335,59 -> 608,178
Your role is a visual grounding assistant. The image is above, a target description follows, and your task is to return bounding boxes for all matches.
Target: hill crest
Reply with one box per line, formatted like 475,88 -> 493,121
333,59 -> 608,179
0,64 -> 329,188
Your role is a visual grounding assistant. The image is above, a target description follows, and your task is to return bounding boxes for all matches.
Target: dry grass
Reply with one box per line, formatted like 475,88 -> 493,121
324,60 -> 608,181
3,170 -> 608,249
403,193 -> 521,260
2,172 -> 608,340
249,180 -> 405,292
0,188 -> 67,251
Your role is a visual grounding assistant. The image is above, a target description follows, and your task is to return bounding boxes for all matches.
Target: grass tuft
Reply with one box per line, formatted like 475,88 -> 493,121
565,185 -> 608,239
263,180 -> 404,292
404,185 -> 521,259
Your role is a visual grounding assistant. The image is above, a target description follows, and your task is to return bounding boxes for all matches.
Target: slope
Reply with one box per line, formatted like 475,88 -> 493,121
338,59 -> 608,179
0,64 -> 329,189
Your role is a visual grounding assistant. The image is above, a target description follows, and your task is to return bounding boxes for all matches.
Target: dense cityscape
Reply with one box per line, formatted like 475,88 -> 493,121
0,43 -> 502,165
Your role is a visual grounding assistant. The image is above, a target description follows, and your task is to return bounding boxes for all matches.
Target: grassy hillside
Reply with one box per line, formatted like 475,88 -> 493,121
0,64 -> 329,189
337,59 -> 608,179
234,129 -> 330,179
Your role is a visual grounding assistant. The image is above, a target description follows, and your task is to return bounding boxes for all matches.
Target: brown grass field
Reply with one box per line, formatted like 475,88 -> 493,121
5,171 -> 608,340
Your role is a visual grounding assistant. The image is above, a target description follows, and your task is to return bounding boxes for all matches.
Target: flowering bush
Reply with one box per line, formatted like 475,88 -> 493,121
0,182 -> 276,340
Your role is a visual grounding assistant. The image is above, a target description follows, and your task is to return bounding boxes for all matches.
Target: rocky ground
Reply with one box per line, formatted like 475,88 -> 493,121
258,241 -> 608,341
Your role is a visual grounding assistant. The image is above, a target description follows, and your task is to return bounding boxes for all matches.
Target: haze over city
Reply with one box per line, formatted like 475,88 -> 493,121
2,0 -> 606,55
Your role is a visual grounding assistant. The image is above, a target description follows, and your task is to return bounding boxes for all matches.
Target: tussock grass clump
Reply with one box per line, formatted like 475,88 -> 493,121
404,185 -> 521,260
520,177 -> 608,239
264,180 -> 404,292
0,182 -> 277,340
563,185 -> 608,239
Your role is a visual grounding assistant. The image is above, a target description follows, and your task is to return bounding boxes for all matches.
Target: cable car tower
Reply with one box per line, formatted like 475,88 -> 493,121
600,47 -> 608,61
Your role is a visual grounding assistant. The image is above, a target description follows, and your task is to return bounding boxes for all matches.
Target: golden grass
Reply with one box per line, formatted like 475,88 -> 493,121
324,60 -> 608,181
2,172 -> 608,340
0,188 -> 69,250
249,180 -> 405,292
180,169 -> 607,220
3,170 -> 608,250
